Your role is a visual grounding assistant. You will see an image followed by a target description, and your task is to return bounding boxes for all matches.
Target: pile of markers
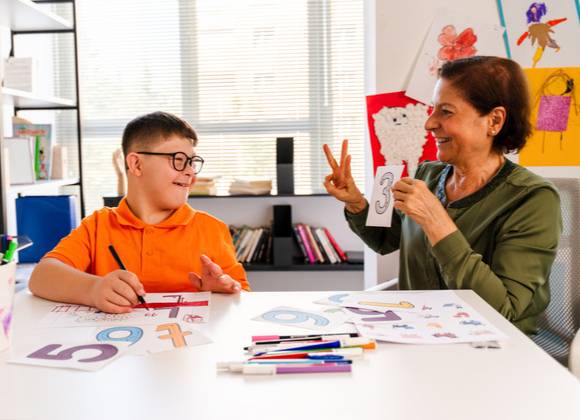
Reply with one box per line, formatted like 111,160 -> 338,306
217,332 -> 376,375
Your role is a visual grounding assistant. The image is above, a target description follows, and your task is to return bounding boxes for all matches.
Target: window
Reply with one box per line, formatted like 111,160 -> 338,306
52,0 -> 365,213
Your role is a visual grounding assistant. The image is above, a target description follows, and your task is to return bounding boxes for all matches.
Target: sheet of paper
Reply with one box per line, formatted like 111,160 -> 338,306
39,292 -> 211,328
8,340 -> 131,371
331,290 -> 507,344
366,165 -> 404,227
252,306 -> 351,331
406,11 -> 506,105
146,323 -> 212,354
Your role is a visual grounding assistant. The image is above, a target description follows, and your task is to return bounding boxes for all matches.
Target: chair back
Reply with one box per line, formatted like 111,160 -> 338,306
532,178 -> 580,366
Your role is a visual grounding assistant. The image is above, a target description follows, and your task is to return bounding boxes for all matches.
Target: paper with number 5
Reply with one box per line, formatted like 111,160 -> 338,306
9,340 -> 131,371
366,165 -> 404,227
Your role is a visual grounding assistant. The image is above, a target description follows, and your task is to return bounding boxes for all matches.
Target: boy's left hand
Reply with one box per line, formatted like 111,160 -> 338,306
189,254 -> 242,293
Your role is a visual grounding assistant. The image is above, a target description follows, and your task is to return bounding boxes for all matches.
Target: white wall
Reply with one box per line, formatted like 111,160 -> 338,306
365,0 -> 580,287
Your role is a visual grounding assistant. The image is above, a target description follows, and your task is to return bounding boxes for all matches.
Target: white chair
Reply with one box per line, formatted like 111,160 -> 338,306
531,178 -> 580,368
569,328 -> 580,379
365,277 -> 398,291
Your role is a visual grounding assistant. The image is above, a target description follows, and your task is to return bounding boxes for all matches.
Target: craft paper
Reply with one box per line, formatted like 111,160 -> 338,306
253,306 -> 351,331
366,91 -> 437,177
519,67 -> 580,165
316,290 -> 508,344
9,340 -> 131,371
40,292 -> 211,328
146,323 -> 212,354
366,165 -> 404,227
406,12 -> 506,105
498,0 -> 580,68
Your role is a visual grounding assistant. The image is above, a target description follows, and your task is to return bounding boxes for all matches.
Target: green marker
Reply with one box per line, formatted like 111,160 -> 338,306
2,239 -> 18,264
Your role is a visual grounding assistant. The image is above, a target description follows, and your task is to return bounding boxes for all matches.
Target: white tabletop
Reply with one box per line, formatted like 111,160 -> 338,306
1,290 -> 579,420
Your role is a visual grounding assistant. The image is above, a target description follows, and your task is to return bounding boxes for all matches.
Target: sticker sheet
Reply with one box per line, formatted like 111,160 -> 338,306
314,290 -> 507,344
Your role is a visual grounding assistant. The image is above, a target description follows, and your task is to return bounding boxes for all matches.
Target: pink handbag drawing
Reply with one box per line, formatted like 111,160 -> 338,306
534,70 -> 576,152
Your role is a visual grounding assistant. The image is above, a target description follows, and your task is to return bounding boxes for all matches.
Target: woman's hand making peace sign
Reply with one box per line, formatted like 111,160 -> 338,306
322,139 -> 367,214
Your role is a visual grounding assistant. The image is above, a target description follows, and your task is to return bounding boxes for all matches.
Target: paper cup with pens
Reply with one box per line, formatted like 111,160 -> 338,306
0,261 -> 17,352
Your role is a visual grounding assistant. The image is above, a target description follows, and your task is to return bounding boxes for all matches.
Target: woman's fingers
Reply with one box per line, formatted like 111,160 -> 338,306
339,139 -> 348,169
323,144 -> 339,171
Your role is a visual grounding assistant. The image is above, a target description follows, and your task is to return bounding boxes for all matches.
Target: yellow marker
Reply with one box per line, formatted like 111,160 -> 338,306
358,301 -> 414,309
156,323 -> 192,348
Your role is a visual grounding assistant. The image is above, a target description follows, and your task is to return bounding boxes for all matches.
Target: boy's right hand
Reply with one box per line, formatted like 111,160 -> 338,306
89,270 -> 146,313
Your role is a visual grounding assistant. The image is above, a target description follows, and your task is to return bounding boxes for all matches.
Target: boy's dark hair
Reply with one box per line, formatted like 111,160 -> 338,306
439,56 -> 532,154
122,111 -> 198,158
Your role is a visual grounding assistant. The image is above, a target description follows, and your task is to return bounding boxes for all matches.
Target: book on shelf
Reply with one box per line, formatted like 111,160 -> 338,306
296,224 -> 316,264
229,177 -> 272,195
229,223 -> 354,266
323,227 -> 347,262
189,175 -> 219,196
3,137 -> 36,184
12,118 -> 53,181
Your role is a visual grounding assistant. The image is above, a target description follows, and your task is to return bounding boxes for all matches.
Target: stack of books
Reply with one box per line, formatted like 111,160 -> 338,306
231,226 -> 272,264
293,224 -> 347,264
229,177 -> 272,195
189,176 -> 219,196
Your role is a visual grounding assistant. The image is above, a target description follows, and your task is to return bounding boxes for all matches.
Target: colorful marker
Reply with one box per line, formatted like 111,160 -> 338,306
253,337 -> 375,356
1,238 -> 18,264
252,333 -> 358,342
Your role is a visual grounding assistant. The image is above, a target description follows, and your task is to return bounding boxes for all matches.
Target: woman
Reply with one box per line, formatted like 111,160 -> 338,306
323,56 -> 561,334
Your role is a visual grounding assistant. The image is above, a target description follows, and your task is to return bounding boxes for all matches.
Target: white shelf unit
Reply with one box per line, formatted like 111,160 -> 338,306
0,0 -> 71,31
1,87 -> 75,108
0,0 -> 83,235
9,177 -> 78,194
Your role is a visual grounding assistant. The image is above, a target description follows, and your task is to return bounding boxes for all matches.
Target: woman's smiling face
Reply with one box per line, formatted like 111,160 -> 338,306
424,78 -> 494,166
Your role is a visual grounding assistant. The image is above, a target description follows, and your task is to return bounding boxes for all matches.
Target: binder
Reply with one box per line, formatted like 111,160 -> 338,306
16,195 -> 78,263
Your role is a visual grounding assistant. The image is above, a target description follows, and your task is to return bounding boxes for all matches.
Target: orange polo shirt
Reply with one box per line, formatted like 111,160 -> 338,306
44,198 -> 249,292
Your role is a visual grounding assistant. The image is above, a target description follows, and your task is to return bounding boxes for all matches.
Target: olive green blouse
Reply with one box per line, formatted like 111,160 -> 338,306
346,160 -> 562,334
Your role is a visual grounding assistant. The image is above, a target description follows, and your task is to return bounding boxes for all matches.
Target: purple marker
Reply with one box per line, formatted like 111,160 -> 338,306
242,364 -> 351,375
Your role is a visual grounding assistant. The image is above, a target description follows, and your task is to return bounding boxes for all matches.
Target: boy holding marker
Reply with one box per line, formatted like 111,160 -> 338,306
29,112 -> 249,313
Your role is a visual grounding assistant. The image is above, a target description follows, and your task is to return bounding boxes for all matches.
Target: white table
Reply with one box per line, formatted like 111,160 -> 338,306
1,290 -> 579,420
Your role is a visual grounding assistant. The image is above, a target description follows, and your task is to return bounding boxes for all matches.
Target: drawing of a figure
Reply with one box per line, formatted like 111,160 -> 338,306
516,2 -> 567,67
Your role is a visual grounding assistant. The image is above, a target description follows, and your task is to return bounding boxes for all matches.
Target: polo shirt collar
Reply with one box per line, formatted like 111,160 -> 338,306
113,197 -> 195,228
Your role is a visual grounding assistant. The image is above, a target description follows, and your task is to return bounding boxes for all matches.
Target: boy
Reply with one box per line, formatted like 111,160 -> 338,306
29,111 -> 249,313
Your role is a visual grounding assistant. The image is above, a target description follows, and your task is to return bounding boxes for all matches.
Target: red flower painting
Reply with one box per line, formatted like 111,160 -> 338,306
437,25 -> 478,61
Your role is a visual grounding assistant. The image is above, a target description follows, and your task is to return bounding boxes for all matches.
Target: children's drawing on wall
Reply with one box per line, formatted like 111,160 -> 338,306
520,67 -> 580,166
429,24 -> 478,75
406,12 -> 506,105
516,2 -> 567,67
366,91 -> 437,178
498,0 -> 580,68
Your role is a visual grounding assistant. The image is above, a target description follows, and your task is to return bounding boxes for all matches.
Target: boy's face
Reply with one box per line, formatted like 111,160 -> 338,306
134,135 -> 196,210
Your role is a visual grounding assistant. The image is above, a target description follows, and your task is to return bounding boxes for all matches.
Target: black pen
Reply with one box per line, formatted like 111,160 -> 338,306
108,245 -> 149,310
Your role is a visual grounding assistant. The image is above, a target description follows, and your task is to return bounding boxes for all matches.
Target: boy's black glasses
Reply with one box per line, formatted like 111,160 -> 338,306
136,151 -> 204,174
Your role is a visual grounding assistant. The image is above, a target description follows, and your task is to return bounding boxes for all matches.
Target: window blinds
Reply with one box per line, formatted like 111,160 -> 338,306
47,0 -> 365,213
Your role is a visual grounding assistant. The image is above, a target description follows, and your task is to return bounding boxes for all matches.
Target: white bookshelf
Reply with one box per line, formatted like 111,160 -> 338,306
2,87 -> 75,109
0,0 -> 80,236
0,0 -> 71,31
9,177 -> 78,194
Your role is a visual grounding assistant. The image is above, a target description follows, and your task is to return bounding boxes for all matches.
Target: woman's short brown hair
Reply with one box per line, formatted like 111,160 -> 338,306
439,56 -> 532,154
